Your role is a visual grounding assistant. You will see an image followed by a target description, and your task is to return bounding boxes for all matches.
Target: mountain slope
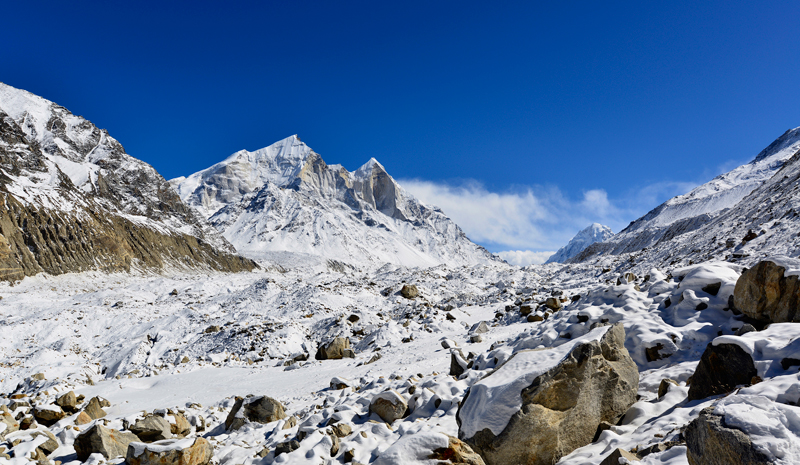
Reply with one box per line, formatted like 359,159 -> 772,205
0,82 -> 256,280
172,135 -> 499,268
571,127 -> 800,270
545,223 -> 614,263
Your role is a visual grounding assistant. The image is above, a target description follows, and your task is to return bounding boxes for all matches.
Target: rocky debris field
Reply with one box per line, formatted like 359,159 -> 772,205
1,256 -> 799,465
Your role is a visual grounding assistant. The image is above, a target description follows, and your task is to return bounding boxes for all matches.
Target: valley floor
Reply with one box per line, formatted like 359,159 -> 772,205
1,257 -> 798,464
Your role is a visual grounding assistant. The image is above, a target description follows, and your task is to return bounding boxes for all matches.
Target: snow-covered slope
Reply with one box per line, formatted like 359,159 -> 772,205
172,136 -> 498,268
0,82 -> 255,278
572,127 -> 800,268
545,223 -> 613,263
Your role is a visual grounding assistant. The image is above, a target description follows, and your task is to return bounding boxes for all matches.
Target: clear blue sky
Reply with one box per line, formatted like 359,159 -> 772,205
3,1 -> 800,261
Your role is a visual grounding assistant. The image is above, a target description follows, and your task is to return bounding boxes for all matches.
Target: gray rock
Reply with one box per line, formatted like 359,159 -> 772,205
685,407 -> 772,465
735,324 -> 757,336
331,423 -> 352,438
688,343 -> 758,401
225,395 -> 286,431
31,430 -> 59,457
457,323 -> 638,465
130,414 -> 173,442
55,391 -> 77,413
74,424 -> 140,460
470,321 -> 489,334
275,440 -> 300,456
83,396 -> 107,420
315,337 -> 352,360
450,349 -> 468,377
126,437 -> 214,465
733,260 -> 800,322
600,448 -> 640,465
400,284 -> 419,299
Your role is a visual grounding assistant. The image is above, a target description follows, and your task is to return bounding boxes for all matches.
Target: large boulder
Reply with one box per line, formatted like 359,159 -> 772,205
32,404 -> 65,427
130,414 -> 173,442
225,395 -> 286,431
74,424 -> 141,460
685,406 -> 772,465
315,337 -> 353,360
687,342 -> 758,401
56,391 -> 78,413
457,323 -> 638,465
401,284 -> 419,299
126,438 -> 214,465
733,259 -> 800,322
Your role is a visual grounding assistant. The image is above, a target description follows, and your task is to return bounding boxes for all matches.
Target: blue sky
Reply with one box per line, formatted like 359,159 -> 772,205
3,1 -> 800,263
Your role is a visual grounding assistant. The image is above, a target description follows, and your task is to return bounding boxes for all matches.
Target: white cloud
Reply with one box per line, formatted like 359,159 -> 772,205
398,178 -> 629,251
497,250 -> 556,266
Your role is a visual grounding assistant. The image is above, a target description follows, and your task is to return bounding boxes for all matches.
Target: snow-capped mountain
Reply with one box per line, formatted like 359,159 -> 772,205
572,126 -> 800,269
0,82 -> 255,279
172,135 -> 498,268
545,223 -> 614,263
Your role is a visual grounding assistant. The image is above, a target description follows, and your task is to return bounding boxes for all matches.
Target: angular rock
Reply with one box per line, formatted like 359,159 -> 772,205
75,411 -> 93,425
685,407 -> 772,465
0,411 -> 19,440
282,416 -> 297,430
56,391 -> 78,413
370,389 -> 408,424
702,282 -> 722,296
470,321 -> 489,334
733,259 -> 800,322
225,395 -> 286,431
170,412 -> 192,437
83,396 -> 107,420
658,378 -> 679,398
74,424 -> 140,461
315,337 -> 352,360
688,343 -> 758,401
428,435 -> 486,465
544,297 -> 562,311
450,349 -> 468,377
130,415 -> 173,442
331,423 -> 352,438
31,430 -> 59,456
400,284 -> 419,299
275,440 -> 300,456
457,323 -> 638,465
600,448 -> 640,465
126,437 -> 214,465
32,405 -> 65,427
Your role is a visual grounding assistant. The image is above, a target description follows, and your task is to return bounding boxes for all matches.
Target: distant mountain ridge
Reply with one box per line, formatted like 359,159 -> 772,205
0,82 -> 256,280
172,135 -> 500,268
571,126 -> 800,269
545,223 -> 614,264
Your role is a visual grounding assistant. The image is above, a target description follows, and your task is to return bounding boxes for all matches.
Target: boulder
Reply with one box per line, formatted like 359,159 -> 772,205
330,376 -> 351,390
470,321 -> 489,334
331,423 -> 352,438
544,297 -> 562,311
685,407 -> 771,465
74,424 -> 140,460
126,438 -> 214,465
32,404 -> 65,427
400,284 -> 419,299
375,432 -> 484,465
170,412 -> 192,437
55,391 -> 78,413
83,396 -> 107,420
733,259 -> 800,322
315,337 -> 352,360
31,430 -> 59,457
0,411 -> 19,440
225,395 -> 286,431
687,343 -> 758,401
275,440 -> 300,456
370,389 -> 408,424
450,349 -> 468,377
75,411 -> 93,425
130,415 -> 173,442
457,323 -> 638,465
658,378 -> 679,398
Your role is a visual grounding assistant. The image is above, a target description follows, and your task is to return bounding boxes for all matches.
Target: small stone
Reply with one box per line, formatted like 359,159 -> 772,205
204,325 -> 220,333
658,378 -> 679,398
369,390 -> 407,423
56,391 -> 78,413
470,334 -> 483,343
599,448 -> 640,465
282,416 -> 298,430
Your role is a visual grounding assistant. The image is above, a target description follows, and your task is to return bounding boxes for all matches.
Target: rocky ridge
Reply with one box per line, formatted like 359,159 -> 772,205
0,83 -> 256,280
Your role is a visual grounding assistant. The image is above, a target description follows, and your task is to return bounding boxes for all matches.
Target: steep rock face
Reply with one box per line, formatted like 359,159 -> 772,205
173,135 -> 499,268
545,223 -> 614,264
0,83 -> 256,280
571,127 -> 800,270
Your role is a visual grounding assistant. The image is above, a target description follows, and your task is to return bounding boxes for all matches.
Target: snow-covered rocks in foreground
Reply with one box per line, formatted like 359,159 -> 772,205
172,135 -> 499,269
1,258 -> 800,465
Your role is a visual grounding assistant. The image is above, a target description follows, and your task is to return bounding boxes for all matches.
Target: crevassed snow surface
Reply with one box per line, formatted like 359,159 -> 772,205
458,326 -> 610,438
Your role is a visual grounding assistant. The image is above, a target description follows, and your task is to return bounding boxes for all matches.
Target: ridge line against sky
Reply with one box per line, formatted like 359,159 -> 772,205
2,1 -> 800,264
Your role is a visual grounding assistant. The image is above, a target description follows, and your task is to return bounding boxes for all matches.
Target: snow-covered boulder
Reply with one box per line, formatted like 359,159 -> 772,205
374,432 -> 485,465
126,437 -> 214,465
370,389 -> 408,424
685,395 -> 800,465
457,323 -> 638,465
315,337 -> 354,360
130,414 -> 173,442
733,258 -> 800,323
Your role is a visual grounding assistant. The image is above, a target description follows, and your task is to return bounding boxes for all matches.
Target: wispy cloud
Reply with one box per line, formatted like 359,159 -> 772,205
398,177 -> 697,266
497,250 -> 556,266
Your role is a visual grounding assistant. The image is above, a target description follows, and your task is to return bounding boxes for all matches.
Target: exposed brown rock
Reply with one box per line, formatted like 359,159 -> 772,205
126,437 -> 214,465
733,260 -> 800,322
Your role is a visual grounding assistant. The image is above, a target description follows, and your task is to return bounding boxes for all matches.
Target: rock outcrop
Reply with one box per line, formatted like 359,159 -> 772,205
687,343 -> 758,401
457,324 -> 638,465
733,259 -> 800,323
